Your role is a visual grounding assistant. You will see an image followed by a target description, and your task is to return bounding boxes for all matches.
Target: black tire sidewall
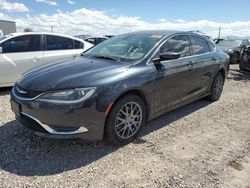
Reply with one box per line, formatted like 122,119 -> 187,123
239,61 -> 246,71
209,72 -> 224,101
105,95 -> 147,145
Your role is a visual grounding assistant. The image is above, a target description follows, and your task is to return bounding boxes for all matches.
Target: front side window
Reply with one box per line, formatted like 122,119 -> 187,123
160,35 -> 191,58
1,35 -> 41,53
46,35 -> 74,50
86,34 -> 164,62
190,36 -> 210,55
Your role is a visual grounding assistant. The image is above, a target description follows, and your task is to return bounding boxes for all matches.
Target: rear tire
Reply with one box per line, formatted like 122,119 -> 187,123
105,94 -> 147,145
208,72 -> 225,101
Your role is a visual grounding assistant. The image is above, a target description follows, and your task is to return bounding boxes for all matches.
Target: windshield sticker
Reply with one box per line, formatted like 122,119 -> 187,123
151,35 -> 163,39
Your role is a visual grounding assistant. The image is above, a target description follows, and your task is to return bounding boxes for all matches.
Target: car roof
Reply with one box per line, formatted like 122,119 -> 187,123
122,30 -> 207,38
124,30 -> 179,36
85,36 -> 108,39
8,32 -> 85,42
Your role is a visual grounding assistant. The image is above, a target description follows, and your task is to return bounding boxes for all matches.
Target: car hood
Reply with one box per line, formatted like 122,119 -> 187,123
219,46 -> 239,53
17,57 -> 131,91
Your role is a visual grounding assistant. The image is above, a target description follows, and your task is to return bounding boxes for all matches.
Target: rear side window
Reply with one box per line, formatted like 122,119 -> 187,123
190,36 -> 210,55
46,35 -> 74,50
74,40 -> 84,49
1,35 -> 41,53
160,35 -> 191,58
85,38 -> 95,45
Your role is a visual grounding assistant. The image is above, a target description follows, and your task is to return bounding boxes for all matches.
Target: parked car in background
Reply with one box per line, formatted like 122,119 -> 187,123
239,45 -> 250,71
0,32 -> 93,87
11,30 -> 229,144
84,36 -> 108,46
75,35 -> 108,46
214,38 -> 250,64
105,35 -> 115,38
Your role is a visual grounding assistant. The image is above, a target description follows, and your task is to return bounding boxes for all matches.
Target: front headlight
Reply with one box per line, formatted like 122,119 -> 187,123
36,88 -> 96,103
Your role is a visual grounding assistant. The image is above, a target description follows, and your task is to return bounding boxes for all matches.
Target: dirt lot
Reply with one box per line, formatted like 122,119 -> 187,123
0,64 -> 249,188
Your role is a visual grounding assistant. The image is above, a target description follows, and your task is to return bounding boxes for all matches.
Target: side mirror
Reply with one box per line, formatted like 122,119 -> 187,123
160,52 -> 181,61
153,52 -> 181,64
0,47 -> 2,53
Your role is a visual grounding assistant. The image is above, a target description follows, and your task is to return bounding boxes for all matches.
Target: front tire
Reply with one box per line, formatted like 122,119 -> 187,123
208,72 -> 225,101
105,94 -> 147,145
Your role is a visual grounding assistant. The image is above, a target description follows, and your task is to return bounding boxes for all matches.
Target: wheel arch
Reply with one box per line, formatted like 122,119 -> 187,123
105,89 -> 150,123
218,68 -> 226,80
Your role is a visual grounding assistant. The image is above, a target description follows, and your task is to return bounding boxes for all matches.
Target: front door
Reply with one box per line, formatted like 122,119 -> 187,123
150,35 -> 193,114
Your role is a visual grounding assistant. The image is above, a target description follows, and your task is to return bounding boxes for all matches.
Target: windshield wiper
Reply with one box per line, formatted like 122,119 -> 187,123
93,55 -> 119,61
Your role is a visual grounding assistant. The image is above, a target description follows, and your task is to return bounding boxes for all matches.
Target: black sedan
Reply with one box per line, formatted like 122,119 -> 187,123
240,45 -> 250,71
11,30 -> 230,144
215,38 -> 249,64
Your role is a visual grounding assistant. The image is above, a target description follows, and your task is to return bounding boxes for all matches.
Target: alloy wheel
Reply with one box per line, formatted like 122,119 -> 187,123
115,102 -> 142,139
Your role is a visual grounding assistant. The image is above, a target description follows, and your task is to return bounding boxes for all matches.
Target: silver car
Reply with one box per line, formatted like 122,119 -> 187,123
0,32 -> 93,87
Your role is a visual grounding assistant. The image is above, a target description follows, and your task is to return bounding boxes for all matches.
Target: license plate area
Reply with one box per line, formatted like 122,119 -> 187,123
11,100 -> 21,116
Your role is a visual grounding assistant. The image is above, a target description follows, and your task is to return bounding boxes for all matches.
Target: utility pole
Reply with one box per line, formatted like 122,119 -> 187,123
51,26 -> 54,33
218,27 -> 221,39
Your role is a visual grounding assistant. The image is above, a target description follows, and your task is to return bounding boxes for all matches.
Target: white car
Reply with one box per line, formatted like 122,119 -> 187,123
0,32 -> 93,87
84,36 -> 108,46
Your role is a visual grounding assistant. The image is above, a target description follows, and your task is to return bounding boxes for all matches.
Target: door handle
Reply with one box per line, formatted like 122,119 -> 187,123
33,57 -> 42,62
202,72 -> 213,79
187,61 -> 193,71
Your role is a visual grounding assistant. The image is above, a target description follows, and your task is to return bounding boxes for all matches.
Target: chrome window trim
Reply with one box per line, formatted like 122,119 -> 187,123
147,33 -> 217,64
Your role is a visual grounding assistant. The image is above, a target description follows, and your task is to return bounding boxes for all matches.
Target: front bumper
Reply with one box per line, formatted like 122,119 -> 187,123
10,90 -> 106,140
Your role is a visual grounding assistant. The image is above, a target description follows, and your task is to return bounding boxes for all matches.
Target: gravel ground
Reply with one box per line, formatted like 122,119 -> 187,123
0,64 -> 249,188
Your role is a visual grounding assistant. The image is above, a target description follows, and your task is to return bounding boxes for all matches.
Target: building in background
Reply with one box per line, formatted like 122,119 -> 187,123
0,20 -> 16,35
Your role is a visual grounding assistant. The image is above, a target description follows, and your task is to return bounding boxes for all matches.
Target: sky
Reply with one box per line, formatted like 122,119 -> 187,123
0,0 -> 250,37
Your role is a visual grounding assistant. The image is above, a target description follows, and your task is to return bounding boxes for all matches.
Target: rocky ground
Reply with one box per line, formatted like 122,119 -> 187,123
0,64 -> 249,188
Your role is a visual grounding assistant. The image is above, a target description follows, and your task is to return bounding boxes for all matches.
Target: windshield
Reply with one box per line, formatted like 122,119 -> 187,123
85,34 -> 164,62
216,39 -> 242,48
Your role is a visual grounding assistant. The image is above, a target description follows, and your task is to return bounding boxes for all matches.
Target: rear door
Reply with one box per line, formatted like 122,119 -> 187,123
0,34 -> 43,86
43,35 -> 84,64
187,35 -> 220,98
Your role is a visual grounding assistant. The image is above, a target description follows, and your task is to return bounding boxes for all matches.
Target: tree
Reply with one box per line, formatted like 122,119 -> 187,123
23,28 -> 33,32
